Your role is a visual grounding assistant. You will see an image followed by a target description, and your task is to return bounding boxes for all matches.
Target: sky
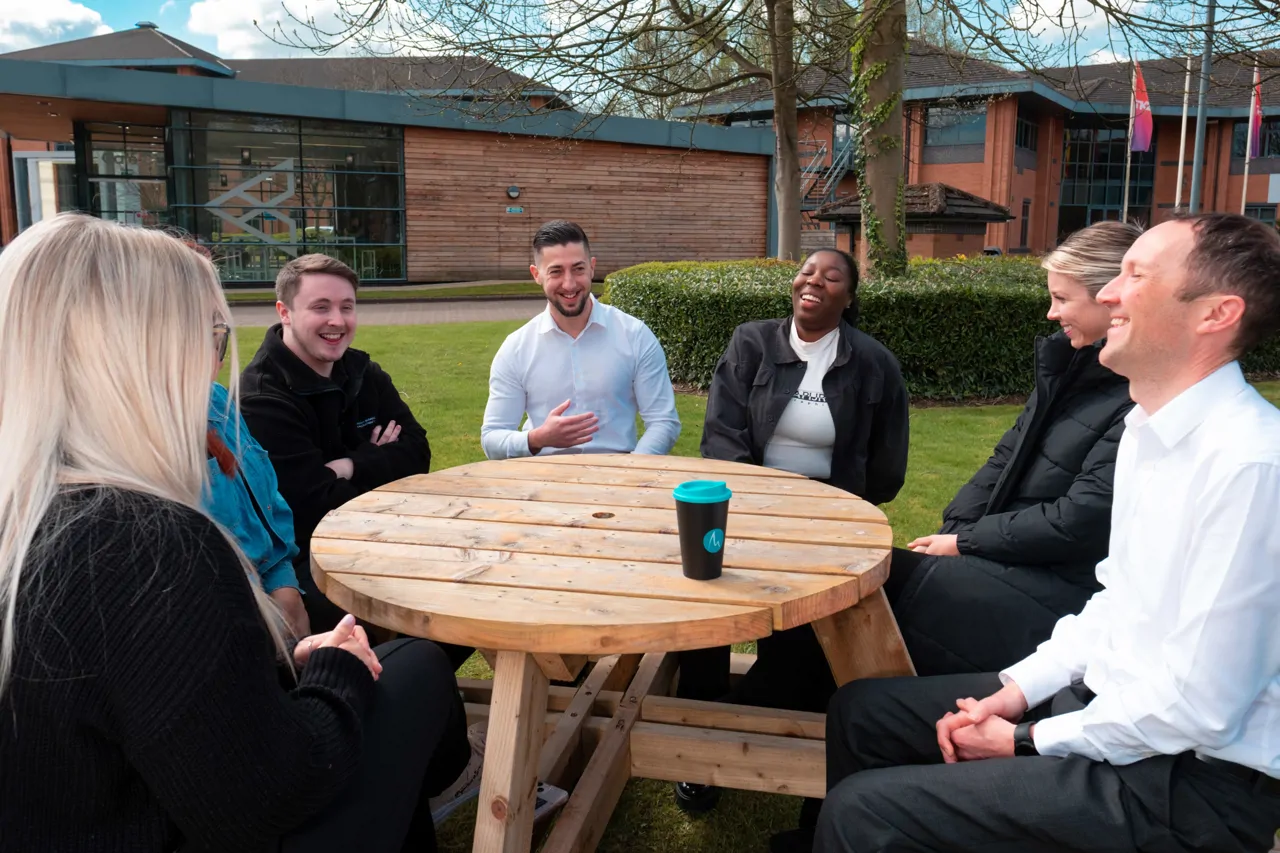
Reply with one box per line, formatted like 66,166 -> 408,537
0,0 -> 345,58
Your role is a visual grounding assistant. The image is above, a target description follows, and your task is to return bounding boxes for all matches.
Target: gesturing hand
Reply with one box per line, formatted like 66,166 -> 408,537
528,399 -> 599,454
371,420 -> 401,445
906,534 -> 960,556
293,614 -> 382,681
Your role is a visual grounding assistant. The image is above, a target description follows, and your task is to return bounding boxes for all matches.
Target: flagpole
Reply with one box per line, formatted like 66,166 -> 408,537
1176,49 -> 1192,210
1123,61 -> 1136,222
1241,64 -> 1259,215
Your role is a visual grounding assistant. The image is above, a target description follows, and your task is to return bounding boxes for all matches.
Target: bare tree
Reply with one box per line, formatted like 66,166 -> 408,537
273,0 -> 892,261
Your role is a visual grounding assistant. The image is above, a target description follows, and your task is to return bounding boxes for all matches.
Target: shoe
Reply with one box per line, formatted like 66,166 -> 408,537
769,827 -> 816,853
429,722 -> 487,824
672,781 -> 721,814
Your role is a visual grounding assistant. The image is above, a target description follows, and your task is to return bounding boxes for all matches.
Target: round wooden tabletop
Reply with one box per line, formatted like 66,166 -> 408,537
310,454 -> 893,655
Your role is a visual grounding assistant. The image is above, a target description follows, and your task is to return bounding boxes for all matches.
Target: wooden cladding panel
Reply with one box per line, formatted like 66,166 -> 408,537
403,127 -> 769,281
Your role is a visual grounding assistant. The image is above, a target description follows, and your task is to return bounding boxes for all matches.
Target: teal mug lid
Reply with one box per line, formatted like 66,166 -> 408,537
673,480 -> 732,504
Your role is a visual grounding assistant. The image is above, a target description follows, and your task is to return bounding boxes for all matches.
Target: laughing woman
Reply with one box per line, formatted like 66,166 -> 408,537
670,248 -> 910,811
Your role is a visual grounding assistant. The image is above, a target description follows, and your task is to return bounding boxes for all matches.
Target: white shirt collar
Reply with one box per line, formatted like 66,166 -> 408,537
1125,361 -> 1246,449
536,294 -> 607,336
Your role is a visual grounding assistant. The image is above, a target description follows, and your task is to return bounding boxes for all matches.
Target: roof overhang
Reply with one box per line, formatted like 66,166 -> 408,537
0,58 -> 775,155
672,76 -> 1260,120
42,57 -> 235,77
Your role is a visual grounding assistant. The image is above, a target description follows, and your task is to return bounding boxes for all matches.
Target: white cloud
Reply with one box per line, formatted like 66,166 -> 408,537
159,0 -> 177,15
186,0 -> 449,58
0,0 -> 111,53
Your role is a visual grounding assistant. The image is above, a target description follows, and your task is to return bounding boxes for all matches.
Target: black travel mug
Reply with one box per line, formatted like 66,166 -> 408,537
672,480 -> 732,580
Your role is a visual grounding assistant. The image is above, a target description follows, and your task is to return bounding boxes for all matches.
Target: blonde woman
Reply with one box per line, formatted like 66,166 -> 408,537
0,215 -> 468,853
889,220 -> 1144,676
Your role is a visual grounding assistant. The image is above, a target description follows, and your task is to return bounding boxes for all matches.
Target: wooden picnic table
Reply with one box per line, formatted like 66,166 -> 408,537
310,454 -> 913,853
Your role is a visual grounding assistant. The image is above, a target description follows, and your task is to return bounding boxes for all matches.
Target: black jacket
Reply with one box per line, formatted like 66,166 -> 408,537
239,325 -> 431,560
700,317 -> 910,504
938,331 -> 1132,585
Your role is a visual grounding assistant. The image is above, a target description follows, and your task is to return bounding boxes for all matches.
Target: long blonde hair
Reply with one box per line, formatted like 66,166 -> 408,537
0,214 -> 288,694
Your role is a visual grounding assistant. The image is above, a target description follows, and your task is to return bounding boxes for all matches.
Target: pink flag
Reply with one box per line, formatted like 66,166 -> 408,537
1248,65 -> 1264,159
1131,62 -> 1153,153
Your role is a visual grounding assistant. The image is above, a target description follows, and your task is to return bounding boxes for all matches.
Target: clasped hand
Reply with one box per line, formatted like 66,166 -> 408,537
293,613 -> 382,681
934,683 -> 1028,763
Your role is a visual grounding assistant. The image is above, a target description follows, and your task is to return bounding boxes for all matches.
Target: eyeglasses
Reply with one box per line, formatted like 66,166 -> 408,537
213,322 -> 230,363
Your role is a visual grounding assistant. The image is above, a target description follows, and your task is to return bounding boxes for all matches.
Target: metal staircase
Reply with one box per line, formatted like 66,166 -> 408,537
800,134 -> 856,230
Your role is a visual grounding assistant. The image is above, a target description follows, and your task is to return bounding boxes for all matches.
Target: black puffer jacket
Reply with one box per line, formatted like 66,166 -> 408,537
938,331 -> 1132,587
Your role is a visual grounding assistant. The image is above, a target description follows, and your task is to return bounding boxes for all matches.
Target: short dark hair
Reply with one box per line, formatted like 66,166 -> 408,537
275,254 -> 360,307
1178,213 -> 1280,356
809,248 -> 862,326
532,220 -> 590,261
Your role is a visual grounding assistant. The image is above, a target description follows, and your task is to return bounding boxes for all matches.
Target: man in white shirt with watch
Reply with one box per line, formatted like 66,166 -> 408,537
777,213 -> 1280,853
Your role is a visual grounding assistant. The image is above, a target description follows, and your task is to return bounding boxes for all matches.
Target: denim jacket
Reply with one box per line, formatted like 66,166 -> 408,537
204,383 -> 301,594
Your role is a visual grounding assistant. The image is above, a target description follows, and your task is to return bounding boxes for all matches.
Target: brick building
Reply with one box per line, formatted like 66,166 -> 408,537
2,27 -> 1276,278
681,42 -> 1280,258
0,24 -> 772,283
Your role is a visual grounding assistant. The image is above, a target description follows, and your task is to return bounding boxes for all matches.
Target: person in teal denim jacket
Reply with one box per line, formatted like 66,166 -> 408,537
206,381 -> 310,637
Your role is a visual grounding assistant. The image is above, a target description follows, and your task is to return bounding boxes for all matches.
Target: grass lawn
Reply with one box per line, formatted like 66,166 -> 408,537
222,281 -> 543,302
226,322 -> 1280,853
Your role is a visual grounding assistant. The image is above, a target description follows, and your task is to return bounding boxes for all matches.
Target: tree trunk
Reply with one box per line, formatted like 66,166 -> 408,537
854,0 -> 907,277
766,0 -> 801,260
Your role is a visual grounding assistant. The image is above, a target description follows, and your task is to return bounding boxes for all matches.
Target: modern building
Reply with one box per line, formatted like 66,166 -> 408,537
682,42 -> 1280,257
2,26 -> 1277,279
0,23 -> 773,283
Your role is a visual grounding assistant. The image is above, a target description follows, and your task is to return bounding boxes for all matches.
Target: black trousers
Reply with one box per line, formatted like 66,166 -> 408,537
819,673 -> 1280,853
281,638 -> 471,853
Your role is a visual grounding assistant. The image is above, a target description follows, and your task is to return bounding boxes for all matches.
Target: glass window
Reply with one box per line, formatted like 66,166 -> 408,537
925,105 -> 987,146
1232,119 -> 1280,158
1058,122 -> 1155,221
169,110 -> 406,282
1015,114 -> 1038,152
1245,204 -> 1278,225
1019,200 -> 1031,247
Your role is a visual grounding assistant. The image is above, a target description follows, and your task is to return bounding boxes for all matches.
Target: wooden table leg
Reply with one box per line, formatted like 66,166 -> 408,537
471,650 -> 550,853
541,652 -> 677,853
812,588 -> 915,686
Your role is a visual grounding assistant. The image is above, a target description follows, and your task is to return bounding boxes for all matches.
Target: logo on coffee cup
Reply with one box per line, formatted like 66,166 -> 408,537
703,528 -> 724,553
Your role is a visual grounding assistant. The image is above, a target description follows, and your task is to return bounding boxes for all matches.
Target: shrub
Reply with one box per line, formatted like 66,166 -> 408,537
603,257 -> 1280,399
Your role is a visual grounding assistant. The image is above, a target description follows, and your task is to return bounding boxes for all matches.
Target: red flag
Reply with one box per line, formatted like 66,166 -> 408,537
1131,62 -> 1153,152
1248,65 -> 1264,159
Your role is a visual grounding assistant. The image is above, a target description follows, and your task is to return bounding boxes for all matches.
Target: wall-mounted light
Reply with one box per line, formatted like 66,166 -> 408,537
506,185 -> 521,199
345,153 -> 355,167
240,148 -> 251,165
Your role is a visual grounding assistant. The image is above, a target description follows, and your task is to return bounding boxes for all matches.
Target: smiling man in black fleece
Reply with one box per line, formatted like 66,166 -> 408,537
240,254 -> 433,636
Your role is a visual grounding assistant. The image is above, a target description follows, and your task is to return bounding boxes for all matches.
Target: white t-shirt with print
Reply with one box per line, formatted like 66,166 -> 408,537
762,323 -> 839,480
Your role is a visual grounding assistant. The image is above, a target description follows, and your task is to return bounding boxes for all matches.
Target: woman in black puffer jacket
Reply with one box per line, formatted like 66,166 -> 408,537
892,220 -> 1141,676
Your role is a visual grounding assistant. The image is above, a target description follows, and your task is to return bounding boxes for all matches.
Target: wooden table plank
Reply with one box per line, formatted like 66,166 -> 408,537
313,539 -> 862,630
341,491 -> 893,548
379,475 -> 887,523
438,459 -> 844,498
314,571 -> 775,653
520,453 -> 808,479
315,510 -> 885,576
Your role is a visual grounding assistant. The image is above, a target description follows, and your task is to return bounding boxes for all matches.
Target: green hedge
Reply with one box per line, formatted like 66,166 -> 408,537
603,257 -> 1280,400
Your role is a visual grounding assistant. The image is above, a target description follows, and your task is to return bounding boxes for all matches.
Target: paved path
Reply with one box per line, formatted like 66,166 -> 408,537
230,298 -> 545,327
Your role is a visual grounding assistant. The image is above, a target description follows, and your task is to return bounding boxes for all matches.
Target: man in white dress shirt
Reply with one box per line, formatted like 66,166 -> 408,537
772,213 -> 1280,853
481,220 -> 680,459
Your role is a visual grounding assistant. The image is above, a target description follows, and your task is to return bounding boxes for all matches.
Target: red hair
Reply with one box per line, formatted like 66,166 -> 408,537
206,429 -> 237,477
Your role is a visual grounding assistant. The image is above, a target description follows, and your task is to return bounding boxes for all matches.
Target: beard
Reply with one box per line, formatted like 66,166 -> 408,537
551,292 -> 589,317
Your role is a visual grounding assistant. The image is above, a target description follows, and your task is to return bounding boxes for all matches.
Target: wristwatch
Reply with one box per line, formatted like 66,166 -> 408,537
1013,721 -> 1039,757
